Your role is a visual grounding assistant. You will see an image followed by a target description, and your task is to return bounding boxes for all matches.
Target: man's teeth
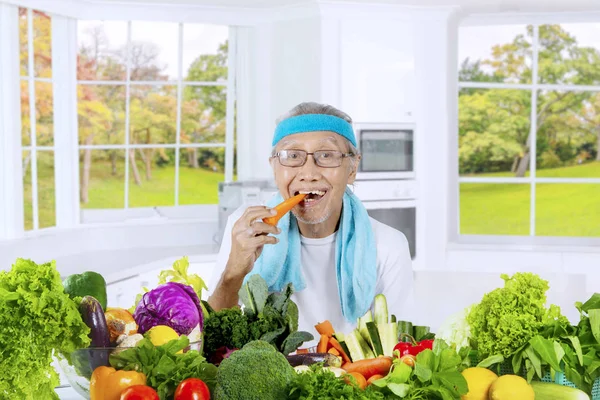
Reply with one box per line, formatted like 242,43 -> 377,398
299,190 -> 325,196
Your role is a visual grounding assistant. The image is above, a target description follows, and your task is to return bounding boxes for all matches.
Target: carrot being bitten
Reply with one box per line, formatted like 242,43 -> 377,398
263,193 -> 307,226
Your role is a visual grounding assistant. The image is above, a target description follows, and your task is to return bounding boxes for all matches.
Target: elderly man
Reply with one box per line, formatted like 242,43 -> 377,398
207,102 -> 413,340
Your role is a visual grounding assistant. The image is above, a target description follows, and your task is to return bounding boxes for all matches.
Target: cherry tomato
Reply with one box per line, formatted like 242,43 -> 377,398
174,378 -> 211,400
120,385 -> 159,400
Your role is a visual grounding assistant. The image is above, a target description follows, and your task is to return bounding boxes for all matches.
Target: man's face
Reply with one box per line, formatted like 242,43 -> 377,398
271,130 -> 358,225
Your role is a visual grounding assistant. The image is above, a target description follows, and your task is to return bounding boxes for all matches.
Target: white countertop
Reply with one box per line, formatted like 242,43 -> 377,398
55,386 -> 83,400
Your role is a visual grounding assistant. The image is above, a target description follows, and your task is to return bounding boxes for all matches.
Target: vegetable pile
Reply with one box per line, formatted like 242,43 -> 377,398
202,274 -> 314,363
0,258 -> 91,399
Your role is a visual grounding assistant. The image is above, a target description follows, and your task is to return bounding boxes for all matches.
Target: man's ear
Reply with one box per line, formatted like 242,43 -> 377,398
347,154 -> 361,185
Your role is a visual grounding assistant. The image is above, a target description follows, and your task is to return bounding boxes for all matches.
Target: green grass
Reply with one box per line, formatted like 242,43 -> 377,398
24,156 -> 225,230
460,161 -> 600,237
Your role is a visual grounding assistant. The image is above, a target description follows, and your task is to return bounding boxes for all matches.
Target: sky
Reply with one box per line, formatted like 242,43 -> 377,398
458,22 -> 600,68
77,20 -> 229,80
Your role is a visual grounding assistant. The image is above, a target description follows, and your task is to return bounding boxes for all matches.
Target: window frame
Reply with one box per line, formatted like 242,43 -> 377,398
75,20 -> 237,223
452,13 -> 600,248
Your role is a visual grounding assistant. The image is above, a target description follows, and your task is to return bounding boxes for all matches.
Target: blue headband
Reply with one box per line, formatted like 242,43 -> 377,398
272,114 -> 357,147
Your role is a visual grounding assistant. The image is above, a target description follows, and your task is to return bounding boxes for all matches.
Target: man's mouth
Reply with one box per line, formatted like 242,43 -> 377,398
294,189 -> 327,205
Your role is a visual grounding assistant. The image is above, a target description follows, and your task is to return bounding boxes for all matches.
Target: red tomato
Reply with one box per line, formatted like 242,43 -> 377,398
120,385 -> 159,400
174,378 -> 211,400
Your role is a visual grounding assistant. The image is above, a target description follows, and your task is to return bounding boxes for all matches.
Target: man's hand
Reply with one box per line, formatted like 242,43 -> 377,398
208,206 -> 280,310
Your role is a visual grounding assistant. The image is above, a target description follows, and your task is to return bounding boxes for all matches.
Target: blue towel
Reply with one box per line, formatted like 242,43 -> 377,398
246,186 -> 377,323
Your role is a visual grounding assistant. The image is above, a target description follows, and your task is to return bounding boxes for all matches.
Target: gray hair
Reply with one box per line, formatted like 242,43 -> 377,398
272,102 -> 360,168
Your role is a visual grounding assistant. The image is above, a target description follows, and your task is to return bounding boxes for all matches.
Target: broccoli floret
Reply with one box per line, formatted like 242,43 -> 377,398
214,340 -> 295,400
203,308 -> 250,358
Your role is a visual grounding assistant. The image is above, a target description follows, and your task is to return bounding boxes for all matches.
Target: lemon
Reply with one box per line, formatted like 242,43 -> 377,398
460,367 -> 498,400
146,325 -> 179,347
488,375 -> 535,400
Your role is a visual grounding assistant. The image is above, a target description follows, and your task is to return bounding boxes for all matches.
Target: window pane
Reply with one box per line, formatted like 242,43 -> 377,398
536,184 -> 600,236
33,10 -> 51,78
459,88 -> 531,176
37,151 -> 55,229
130,21 -> 178,81
182,24 -> 228,82
21,80 -> 30,146
19,8 -> 28,76
181,85 -> 226,143
80,149 -> 125,209
22,150 -> 32,231
129,85 -> 177,145
128,147 -> 175,207
460,183 -> 530,235
536,90 -> 600,177
77,20 -> 128,81
178,147 -> 224,205
458,25 -> 532,84
36,81 -> 53,146
538,24 -> 600,85
78,84 -> 126,145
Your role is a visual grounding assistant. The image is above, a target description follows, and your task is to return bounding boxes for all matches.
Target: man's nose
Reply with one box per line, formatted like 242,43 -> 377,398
297,154 -> 321,181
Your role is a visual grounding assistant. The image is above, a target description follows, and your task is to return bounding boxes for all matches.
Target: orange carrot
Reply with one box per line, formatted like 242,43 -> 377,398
317,334 -> 329,353
367,374 -> 384,386
327,347 -> 340,356
262,193 -> 307,226
296,348 -> 309,354
329,337 -> 351,364
344,372 -> 367,390
314,320 -> 335,337
341,356 -> 393,380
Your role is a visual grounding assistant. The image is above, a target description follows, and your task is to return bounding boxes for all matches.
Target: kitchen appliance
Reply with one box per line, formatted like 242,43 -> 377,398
354,122 -> 415,180
351,179 -> 417,260
216,180 -> 279,245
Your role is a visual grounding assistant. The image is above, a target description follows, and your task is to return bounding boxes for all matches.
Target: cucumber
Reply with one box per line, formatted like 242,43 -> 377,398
398,320 -> 413,342
373,294 -> 389,325
357,310 -> 373,344
391,314 -> 397,323
366,321 -> 384,356
413,326 -> 430,342
345,330 -> 375,362
337,340 -> 351,360
530,381 -> 590,400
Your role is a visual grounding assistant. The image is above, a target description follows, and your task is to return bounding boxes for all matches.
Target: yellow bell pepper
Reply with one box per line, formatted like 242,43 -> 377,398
90,366 -> 147,400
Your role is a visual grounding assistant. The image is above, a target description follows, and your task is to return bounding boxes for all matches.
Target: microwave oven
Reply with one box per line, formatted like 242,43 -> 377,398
354,123 -> 415,180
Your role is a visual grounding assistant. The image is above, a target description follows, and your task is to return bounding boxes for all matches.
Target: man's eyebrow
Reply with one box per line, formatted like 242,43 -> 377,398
279,139 -> 297,147
317,136 -> 339,145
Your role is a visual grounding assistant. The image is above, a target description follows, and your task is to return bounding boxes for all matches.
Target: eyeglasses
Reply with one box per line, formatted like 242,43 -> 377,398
273,149 -> 354,168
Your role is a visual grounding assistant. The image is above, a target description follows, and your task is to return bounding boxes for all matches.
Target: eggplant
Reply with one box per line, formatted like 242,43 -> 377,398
79,295 -> 111,370
286,353 -> 342,368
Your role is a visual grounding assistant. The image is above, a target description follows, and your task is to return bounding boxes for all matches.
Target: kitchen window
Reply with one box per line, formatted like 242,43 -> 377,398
457,23 -> 600,241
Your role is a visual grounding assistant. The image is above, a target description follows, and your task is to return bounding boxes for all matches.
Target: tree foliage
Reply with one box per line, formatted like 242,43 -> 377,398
459,24 -> 600,175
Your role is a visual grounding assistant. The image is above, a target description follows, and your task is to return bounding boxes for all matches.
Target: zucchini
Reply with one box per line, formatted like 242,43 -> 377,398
345,330 -> 375,362
366,321 -> 384,356
357,310 -> 373,344
373,294 -> 389,325
398,320 -> 413,342
378,322 -> 399,357
530,381 -> 590,400
413,326 -> 430,342
391,314 -> 397,323
337,340 -> 351,360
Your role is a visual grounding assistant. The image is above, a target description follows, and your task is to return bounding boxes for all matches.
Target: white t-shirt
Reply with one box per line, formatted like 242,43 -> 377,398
207,203 -> 415,348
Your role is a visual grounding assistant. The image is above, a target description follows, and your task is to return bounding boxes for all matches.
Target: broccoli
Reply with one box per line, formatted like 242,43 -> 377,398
214,340 -> 295,400
203,307 -> 250,358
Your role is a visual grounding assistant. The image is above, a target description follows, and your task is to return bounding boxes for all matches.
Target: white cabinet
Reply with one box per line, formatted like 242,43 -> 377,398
340,20 -> 415,123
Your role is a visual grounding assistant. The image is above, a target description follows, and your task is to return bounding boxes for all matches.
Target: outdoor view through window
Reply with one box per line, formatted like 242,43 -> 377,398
458,24 -> 600,237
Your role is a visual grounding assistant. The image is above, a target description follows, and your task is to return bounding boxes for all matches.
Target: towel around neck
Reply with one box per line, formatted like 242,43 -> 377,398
245,187 -> 377,323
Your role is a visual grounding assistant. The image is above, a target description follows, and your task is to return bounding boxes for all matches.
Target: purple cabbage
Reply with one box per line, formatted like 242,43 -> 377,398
133,282 -> 203,335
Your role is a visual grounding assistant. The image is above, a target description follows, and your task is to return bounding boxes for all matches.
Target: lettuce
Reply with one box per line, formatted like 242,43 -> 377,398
0,258 -> 91,399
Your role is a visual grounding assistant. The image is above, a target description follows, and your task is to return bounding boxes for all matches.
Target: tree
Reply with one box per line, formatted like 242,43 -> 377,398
459,24 -> 600,175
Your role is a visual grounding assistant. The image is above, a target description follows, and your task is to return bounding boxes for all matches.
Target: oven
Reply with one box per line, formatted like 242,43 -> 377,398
354,122 -> 415,180
351,180 -> 417,260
